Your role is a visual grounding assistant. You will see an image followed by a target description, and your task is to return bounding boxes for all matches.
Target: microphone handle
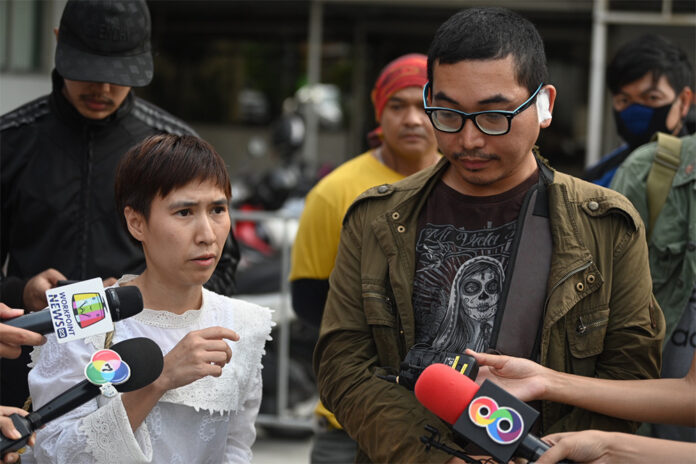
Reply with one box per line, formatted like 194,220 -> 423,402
0,414 -> 33,455
518,433 -> 550,461
32,380 -> 101,427
0,380 -> 102,455
2,309 -> 53,334
519,433 -> 574,464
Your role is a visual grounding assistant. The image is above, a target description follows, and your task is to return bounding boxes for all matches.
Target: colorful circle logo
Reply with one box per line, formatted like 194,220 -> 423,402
84,349 -> 131,386
468,396 -> 524,445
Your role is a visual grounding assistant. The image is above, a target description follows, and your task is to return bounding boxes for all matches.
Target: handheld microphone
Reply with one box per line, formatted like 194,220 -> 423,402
415,363 -> 569,464
396,344 -> 478,390
1,286 -> 143,335
0,337 -> 163,456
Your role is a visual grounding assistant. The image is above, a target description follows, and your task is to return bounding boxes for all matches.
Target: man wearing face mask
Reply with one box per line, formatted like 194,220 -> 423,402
584,34 -> 694,187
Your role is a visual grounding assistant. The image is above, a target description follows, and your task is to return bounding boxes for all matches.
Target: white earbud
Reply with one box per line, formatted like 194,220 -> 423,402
536,88 -> 552,124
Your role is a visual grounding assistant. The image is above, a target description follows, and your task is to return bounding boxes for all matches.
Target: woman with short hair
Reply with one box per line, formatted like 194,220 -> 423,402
28,134 -> 273,463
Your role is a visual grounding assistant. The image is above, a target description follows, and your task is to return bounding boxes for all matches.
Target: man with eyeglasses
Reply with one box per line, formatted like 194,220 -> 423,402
314,7 -> 664,464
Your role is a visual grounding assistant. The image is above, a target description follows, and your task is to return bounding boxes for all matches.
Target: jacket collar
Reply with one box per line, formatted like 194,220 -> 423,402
385,152 -> 555,219
50,69 -> 135,131
380,155 -> 597,328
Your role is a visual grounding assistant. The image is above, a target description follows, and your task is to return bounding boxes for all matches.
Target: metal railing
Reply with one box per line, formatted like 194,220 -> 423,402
230,208 -> 314,431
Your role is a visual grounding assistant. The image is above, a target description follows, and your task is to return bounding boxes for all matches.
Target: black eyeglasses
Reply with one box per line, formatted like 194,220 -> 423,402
422,82 -> 544,136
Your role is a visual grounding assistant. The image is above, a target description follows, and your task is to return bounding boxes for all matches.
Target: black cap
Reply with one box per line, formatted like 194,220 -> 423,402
55,0 -> 153,87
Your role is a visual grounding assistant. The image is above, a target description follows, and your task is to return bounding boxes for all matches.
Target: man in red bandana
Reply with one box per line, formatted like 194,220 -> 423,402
290,53 -> 439,463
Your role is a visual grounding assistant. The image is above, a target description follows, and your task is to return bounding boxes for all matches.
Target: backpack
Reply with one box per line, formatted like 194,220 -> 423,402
645,132 -> 685,238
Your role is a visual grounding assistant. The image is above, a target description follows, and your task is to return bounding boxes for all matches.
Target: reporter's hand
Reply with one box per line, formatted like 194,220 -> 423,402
466,350 -> 548,402
0,304 -> 46,359
102,277 -> 118,287
536,430 -> 611,464
0,406 -> 36,464
154,326 -> 239,392
22,268 -> 67,311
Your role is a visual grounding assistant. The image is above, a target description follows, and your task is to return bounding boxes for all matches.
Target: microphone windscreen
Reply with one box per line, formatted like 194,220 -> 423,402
415,363 -> 479,425
106,286 -> 144,321
110,337 -> 163,392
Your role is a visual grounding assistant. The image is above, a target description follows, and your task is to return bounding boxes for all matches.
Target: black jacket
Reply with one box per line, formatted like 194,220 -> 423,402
1,71 -> 239,303
0,71 -> 240,408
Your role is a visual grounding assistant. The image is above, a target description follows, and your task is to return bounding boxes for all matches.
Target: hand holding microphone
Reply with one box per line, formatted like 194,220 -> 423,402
1,285 -> 143,338
466,351 -> 696,463
22,268 -> 68,312
465,349 -> 550,402
0,304 -> 45,359
415,363 -> 571,464
0,407 -> 34,464
0,337 -> 163,457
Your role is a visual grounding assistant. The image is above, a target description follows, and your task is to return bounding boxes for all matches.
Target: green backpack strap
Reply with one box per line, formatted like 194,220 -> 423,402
645,132 -> 683,238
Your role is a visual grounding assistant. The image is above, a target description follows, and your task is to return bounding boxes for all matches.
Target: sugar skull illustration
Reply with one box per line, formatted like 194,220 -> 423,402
432,256 -> 505,353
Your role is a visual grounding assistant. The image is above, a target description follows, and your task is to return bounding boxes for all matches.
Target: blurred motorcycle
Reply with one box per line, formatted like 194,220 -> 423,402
230,84 -> 342,437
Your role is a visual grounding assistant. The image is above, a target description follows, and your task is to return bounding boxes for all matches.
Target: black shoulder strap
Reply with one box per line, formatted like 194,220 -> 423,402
489,174 -> 551,360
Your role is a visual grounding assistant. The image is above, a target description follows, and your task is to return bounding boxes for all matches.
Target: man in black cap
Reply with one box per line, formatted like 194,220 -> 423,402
0,0 -> 239,408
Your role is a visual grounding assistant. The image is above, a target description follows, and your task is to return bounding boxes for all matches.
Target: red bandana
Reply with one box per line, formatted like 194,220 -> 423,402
370,53 -> 428,123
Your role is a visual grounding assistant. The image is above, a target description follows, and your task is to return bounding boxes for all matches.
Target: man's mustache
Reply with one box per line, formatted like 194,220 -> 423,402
452,151 -> 499,161
400,129 -> 429,138
79,94 -> 115,105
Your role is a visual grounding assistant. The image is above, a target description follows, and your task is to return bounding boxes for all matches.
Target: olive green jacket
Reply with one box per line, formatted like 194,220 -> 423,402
314,157 -> 665,464
611,134 -> 696,344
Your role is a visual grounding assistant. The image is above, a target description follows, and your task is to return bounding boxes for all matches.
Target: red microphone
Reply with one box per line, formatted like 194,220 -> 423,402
415,363 -> 570,464
414,363 -> 479,424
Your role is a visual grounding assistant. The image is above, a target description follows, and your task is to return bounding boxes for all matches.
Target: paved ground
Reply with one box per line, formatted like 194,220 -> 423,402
252,430 -> 312,463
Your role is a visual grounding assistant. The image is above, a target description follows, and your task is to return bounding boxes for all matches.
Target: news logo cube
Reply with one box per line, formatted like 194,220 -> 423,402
453,380 -> 539,464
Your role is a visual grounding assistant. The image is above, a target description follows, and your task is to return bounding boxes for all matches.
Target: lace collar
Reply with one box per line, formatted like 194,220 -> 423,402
117,275 -> 204,328
157,294 -> 274,413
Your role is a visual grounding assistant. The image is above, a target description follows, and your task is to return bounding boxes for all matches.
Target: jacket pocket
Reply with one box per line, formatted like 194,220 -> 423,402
362,283 -> 403,366
362,284 -> 395,327
566,306 -> 609,358
649,240 -> 686,291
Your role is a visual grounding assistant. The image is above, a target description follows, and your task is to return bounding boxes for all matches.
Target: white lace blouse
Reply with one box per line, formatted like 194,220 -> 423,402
27,279 -> 273,464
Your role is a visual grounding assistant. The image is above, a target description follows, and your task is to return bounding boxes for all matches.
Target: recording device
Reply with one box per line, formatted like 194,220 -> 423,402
415,363 -> 571,464
0,337 -> 163,456
2,286 -> 143,335
382,344 -> 479,390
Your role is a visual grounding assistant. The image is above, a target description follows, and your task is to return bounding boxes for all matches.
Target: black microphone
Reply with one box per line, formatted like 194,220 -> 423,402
415,363 -> 572,464
0,337 -> 163,456
2,286 -> 143,335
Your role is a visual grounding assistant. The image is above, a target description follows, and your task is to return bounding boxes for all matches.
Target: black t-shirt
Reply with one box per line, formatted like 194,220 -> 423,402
413,172 -> 538,353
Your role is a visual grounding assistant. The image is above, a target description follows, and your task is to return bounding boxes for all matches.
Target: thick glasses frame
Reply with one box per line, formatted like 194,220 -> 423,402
422,82 -> 544,136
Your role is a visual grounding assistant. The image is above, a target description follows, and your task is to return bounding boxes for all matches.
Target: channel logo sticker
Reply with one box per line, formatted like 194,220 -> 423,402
468,396 -> 524,445
85,349 -> 131,386
46,278 -> 114,344
73,293 -> 107,328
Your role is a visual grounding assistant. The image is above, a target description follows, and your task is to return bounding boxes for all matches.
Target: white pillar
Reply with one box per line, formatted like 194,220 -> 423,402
585,0 -> 608,168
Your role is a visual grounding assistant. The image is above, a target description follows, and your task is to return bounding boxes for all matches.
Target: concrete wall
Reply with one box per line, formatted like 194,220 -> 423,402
0,73 -> 51,114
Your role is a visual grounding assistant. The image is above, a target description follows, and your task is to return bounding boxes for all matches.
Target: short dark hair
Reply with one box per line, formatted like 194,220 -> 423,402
427,7 -> 547,93
606,34 -> 693,95
114,134 -> 231,235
